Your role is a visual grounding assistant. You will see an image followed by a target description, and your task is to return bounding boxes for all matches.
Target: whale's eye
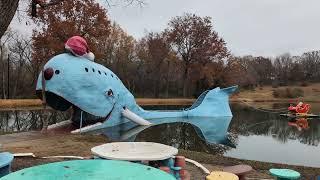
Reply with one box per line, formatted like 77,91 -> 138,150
55,70 -> 60,74
107,89 -> 113,96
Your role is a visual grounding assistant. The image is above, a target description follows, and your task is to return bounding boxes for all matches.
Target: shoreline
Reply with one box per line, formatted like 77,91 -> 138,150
1,98 -> 320,110
1,132 -> 319,179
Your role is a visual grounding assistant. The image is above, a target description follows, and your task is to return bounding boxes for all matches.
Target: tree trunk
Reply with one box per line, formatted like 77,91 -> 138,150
182,65 -> 189,97
154,72 -> 161,98
165,61 -> 170,98
0,0 -> 19,39
0,47 -> 6,99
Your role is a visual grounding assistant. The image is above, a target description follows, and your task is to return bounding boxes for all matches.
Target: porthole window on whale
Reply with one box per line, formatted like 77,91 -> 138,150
98,70 -> 101,74
85,68 -> 88,72
92,68 -> 95,72
111,74 -> 113,78
104,72 -> 107,76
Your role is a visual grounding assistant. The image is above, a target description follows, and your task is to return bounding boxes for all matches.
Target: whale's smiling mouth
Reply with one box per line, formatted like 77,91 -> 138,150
36,90 -> 114,125
36,91 -> 72,111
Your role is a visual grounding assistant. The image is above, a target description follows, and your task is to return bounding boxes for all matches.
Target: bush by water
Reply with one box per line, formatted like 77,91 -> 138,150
273,88 -> 304,98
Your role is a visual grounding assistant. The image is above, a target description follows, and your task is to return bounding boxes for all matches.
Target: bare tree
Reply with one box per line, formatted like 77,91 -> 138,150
0,30 -> 16,99
9,34 -> 33,98
300,51 -> 320,81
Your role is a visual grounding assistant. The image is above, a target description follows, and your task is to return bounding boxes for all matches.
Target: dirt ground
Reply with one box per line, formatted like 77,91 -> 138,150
1,131 -> 319,179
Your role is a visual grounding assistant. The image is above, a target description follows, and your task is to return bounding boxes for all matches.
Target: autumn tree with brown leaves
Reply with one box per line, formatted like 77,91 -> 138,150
31,0 -> 111,80
137,32 -> 171,97
166,13 -> 229,97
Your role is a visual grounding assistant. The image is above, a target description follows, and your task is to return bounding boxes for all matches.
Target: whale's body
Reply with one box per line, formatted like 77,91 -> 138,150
36,53 -> 237,131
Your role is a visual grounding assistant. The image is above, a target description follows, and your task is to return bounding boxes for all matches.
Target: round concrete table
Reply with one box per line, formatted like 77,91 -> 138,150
223,164 -> 253,180
0,160 -> 176,180
206,171 -> 239,180
91,142 -> 178,161
269,168 -> 300,180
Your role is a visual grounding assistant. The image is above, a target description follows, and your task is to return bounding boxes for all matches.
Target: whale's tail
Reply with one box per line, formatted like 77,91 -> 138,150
186,85 -> 238,117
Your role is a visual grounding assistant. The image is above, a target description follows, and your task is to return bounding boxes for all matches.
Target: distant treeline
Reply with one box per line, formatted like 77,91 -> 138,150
0,0 -> 319,99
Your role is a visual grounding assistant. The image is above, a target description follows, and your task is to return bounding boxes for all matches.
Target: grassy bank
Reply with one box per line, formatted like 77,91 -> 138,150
1,83 -> 320,109
0,98 -> 196,109
235,83 -> 320,102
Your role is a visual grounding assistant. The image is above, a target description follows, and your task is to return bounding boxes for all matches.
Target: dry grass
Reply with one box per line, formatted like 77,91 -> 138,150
2,83 -> 320,109
0,99 -> 43,109
235,83 -> 320,102
0,98 -> 196,109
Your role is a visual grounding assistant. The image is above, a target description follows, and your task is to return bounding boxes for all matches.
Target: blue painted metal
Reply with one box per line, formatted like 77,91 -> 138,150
0,160 -> 176,180
36,53 -> 237,129
0,152 -> 14,178
163,158 -> 181,179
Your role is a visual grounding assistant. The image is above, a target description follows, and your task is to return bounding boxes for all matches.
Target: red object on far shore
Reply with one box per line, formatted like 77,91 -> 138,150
288,102 -> 310,114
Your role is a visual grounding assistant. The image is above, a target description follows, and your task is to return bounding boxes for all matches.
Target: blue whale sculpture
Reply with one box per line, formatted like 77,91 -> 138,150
36,53 -> 237,132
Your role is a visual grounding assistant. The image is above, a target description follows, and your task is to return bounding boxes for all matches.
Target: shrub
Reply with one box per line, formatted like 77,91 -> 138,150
291,88 -> 304,98
312,88 -> 320,92
272,88 -> 304,98
300,81 -> 309,87
272,82 -> 279,88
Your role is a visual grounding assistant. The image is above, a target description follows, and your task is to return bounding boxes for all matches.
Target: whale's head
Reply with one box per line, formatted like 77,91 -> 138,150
36,53 -> 122,120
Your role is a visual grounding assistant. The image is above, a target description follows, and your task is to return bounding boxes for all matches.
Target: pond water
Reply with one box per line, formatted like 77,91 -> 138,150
1,103 -> 320,167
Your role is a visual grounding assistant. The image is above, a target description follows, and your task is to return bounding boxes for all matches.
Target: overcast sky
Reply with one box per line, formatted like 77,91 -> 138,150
105,0 -> 320,57
11,0 -> 320,57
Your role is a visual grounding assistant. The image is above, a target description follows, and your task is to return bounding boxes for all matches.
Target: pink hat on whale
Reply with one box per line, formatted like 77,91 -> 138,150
65,36 -> 89,56
65,36 -> 95,61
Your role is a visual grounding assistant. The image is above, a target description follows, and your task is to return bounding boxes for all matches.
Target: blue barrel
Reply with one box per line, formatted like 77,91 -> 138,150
0,152 -> 14,177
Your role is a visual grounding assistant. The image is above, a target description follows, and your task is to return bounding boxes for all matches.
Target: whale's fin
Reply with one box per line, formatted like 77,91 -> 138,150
186,85 -> 238,117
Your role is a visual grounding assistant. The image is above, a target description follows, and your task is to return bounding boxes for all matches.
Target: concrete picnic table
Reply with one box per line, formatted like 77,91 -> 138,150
206,171 -> 239,180
269,168 -> 301,180
91,142 -> 179,161
0,152 -> 14,178
0,160 -> 176,180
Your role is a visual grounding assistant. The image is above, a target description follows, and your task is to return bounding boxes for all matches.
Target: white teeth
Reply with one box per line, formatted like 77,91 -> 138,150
71,122 -> 103,134
121,108 -> 152,126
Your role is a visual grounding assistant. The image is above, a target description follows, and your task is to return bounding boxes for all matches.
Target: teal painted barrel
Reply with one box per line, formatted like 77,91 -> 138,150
269,168 -> 301,180
0,152 -> 14,178
0,160 -> 176,180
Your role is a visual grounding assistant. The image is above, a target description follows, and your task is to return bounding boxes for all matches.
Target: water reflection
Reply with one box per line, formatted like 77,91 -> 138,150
0,109 -> 70,134
1,103 -> 320,166
230,103 -> 320,146
92,116 -> 235,153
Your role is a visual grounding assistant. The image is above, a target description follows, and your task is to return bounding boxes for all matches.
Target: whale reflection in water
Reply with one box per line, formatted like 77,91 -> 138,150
91,116 -> 234,147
